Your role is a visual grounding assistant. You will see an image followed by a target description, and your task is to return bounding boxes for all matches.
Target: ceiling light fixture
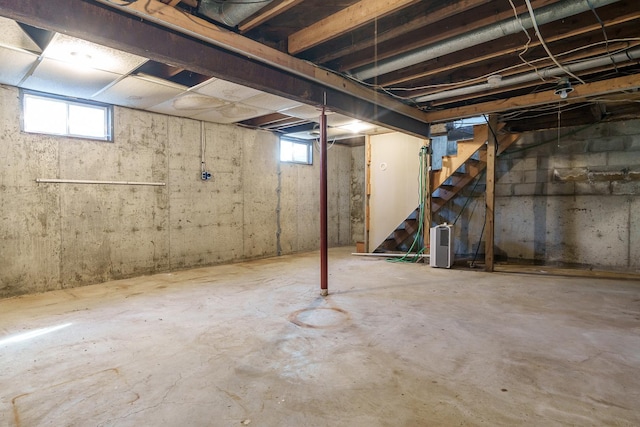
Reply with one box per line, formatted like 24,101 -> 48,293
554,77 -> 573,99
339,121 -> 371,134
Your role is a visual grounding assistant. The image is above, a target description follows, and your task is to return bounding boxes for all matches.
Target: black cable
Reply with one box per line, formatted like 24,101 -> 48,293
452,168 -> 485,226
470,210 -> 486,268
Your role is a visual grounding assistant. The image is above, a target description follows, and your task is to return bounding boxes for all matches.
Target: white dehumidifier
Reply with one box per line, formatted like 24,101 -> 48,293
430,223 -> 454,268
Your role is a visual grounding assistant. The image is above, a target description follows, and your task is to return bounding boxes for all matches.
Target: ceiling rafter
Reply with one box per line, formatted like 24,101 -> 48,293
288,0 -> 419,55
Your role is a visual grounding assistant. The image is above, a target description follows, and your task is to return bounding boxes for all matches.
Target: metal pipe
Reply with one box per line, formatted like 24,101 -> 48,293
36,178 -> 166,186
320,106 -> 328,297
351,0 -> 621,80
198,0 -> 274,27
414,47 -> 640,103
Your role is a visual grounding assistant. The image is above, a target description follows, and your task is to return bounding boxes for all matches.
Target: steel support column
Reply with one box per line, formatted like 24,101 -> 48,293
320,107 -> 328,296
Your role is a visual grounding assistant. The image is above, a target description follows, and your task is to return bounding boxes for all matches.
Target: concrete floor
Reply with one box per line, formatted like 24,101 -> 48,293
1,248 -> 639,426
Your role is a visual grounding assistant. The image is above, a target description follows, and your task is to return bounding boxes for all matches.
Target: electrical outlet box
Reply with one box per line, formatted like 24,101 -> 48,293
201,171 -> 211,181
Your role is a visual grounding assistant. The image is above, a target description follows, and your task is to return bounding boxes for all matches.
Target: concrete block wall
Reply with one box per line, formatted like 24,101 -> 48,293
442,119 -> 640,271
0,85 -> 357,297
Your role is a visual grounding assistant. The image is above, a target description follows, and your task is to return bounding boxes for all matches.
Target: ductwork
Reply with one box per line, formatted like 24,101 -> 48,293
351,0 -> 622,81
413,47 -> 640,103
198,0 -> 274,27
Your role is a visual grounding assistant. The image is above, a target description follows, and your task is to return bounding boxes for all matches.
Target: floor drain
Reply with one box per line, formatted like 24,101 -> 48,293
288,307 -> 349,328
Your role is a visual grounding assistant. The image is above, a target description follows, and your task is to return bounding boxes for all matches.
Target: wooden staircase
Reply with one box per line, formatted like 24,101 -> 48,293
374,124 -> 521,253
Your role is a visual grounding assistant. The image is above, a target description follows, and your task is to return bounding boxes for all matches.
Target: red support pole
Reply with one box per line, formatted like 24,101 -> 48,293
320,107 -> 328,296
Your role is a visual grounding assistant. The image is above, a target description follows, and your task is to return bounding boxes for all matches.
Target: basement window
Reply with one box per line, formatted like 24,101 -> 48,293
280,138 -> 312,165
21,90 -> 113,141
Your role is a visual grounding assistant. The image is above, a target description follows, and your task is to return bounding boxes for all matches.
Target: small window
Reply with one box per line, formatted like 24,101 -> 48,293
280,138 -> 312,164
21,91 -> 112,141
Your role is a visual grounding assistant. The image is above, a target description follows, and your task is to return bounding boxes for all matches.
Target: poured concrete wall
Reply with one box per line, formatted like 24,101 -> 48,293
279,143 -> 353,254
350,145 -> 365,244
0,85 -> 355,297
440,120 -> 640,271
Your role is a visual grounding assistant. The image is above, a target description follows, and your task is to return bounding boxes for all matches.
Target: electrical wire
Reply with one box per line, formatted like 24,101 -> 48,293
586,0 -> 618,73
523,0 -> 586,85
452,169 -> 486,226
382,39 -> 640,96
507,0 -> 545,82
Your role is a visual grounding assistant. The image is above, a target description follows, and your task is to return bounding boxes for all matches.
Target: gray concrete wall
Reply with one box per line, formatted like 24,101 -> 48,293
440,119 -> 640,271
350,145 -> 365,244
279,142 -> 353,254
0,85 -> 355,297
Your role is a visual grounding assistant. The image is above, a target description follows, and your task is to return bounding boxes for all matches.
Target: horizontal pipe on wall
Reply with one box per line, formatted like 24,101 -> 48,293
36,178 -> 166,186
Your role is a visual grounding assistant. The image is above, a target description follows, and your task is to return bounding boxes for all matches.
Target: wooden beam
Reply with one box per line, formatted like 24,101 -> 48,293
288,0 -> 419,55
239,0 -> 304,33
365,136 -> 372,252
423,74 -> 640,123
485,115 -> 497,272
423,139 -> 432,252
314,0 -> 492,64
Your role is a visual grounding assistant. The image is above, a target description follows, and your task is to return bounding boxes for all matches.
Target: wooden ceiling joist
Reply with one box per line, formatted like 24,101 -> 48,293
335,0 -> 562,72
380,9 -> 640,89
313,0 -> 493,65
287,0 -> 419,55
239,0 -> 305,33
424,74 -> 640,123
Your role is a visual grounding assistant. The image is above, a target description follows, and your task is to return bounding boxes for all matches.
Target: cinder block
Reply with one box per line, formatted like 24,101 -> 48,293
608,151 -> 640,167
522,157 -> 538,171
612,181 -> 640,195
497,158 -> 512,173
552,154 -> 588,169
627,139 -> 640,151
575,181 -> 611,195
555,140 -> 589,155
551,155 -> 571,169
588,136 -> 630,152
496,184 -> 513,196
524,169 -> 551,183
586,153 -> 608,167
497,169 -> 523,184
513,183 -> 544,196
546,182 -> 575,195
